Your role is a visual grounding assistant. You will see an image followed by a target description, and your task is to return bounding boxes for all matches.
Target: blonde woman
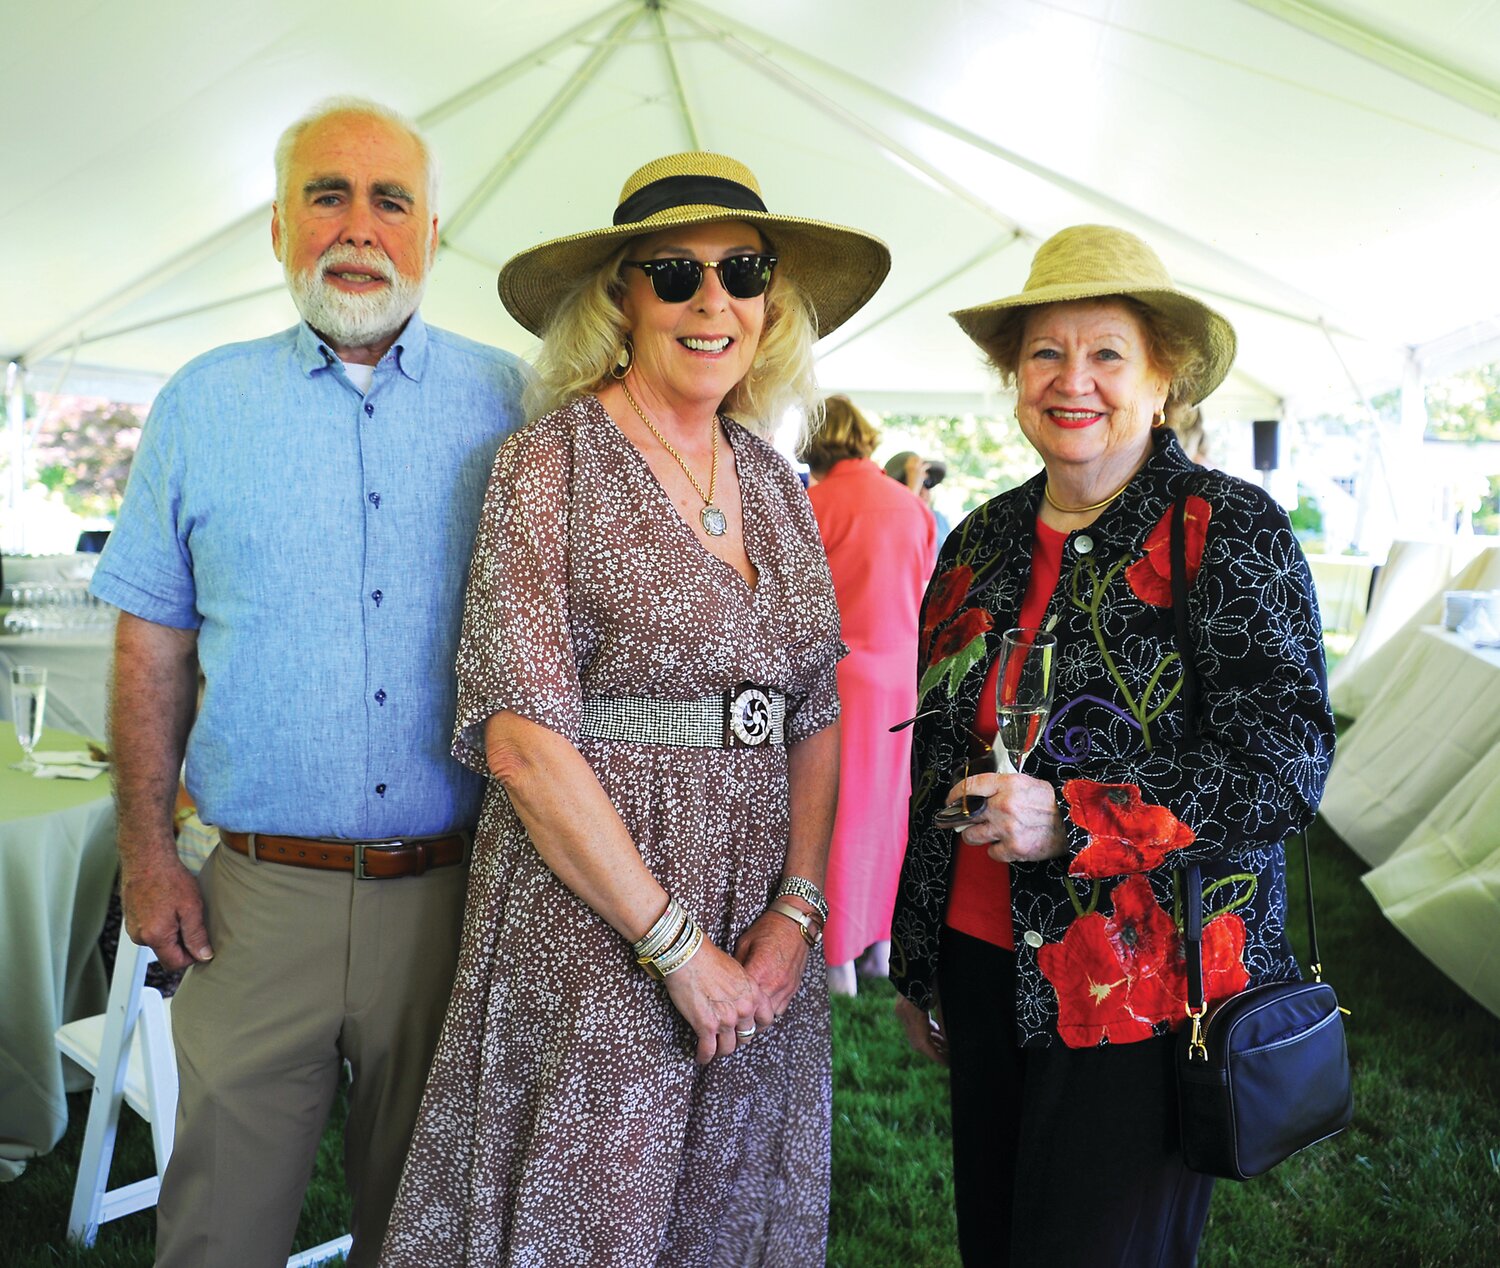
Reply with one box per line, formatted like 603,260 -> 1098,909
382,154 -> 888,1266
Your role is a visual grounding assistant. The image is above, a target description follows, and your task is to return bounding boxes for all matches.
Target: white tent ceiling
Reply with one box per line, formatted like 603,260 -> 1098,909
6,0 -> 1500,422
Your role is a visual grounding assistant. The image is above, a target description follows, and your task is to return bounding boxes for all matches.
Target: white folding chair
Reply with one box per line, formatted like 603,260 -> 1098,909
54,931 -> 352,1265
54,931 -> 176,1243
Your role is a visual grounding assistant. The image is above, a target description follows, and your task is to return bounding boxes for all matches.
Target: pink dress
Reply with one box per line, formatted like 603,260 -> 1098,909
807,458 -> 935,964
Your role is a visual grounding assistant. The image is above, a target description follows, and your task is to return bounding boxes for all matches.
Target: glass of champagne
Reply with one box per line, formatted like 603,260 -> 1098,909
994,627 -> 1056,774
11,665 -> 48,772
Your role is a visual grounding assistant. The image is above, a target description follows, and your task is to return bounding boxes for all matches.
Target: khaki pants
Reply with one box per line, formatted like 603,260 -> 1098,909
154,842 -> 467,1268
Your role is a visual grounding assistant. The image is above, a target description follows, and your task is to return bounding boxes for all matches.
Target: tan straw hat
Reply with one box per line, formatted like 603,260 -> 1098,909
498,151 -> 890,338
950,224 -> 1236,404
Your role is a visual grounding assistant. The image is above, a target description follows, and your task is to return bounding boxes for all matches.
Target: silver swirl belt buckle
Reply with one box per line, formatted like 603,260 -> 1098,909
723,681 -> 773,748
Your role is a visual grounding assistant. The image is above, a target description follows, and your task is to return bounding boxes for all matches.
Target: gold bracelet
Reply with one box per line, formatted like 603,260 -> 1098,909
768,899 -> 823,948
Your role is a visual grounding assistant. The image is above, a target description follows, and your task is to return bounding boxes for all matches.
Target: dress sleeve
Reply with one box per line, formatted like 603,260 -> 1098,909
1061,481 -> 1337,879
452,417 -> 582,774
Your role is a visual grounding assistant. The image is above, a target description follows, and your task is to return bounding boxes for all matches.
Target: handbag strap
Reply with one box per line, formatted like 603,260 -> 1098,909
1167,491 -> 1324,1044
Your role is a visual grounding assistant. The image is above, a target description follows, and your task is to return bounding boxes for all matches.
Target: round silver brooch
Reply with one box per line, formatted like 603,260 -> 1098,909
730,686 -> 772,746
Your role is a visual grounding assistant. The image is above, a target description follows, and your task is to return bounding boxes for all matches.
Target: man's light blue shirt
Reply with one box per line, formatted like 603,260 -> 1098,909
92,314 -> 527,838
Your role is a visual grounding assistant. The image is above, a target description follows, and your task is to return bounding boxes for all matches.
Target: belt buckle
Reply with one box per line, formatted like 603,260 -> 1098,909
354,840 -> 403,880
723,681 -> 772,749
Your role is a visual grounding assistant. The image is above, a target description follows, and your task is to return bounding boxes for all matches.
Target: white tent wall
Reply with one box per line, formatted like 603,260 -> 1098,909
5,0 -> 1500,539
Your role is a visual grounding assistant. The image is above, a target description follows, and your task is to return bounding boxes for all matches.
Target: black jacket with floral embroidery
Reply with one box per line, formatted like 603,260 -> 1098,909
890,431 -> 1336,1048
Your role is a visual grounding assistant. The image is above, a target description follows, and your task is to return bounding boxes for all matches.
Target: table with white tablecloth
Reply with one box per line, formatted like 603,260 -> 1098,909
1324,626 -> 1500,867
0,727 -> 118,1182
0,627 -> 115,742
1321,626 -> 1500,1021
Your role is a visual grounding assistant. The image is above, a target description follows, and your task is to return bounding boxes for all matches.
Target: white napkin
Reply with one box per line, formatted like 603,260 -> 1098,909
26,750 -> 109,780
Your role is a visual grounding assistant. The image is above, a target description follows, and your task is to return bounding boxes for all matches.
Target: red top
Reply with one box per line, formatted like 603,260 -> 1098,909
944,518 -> 1067,949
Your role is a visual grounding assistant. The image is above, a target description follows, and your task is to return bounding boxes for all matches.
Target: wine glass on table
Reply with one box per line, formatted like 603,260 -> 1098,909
10,665 -> 47,773
931,626 -> 1056,830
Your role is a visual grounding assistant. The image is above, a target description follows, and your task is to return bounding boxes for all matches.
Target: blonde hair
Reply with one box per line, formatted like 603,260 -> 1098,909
981,296 -> 1210,406
523,231 -> 821,437
796,394 -> 878,474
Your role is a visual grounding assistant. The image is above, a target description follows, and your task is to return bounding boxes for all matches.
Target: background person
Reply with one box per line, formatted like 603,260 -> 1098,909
381,152 -> 889,1266
889,224 -> 1335,1266
89,98 -> 528,1268
886,448 -> 952,547
800,396 -> 935,994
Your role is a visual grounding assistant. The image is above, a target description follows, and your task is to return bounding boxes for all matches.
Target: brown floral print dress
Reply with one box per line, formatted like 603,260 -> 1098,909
380,396 -> 843,1267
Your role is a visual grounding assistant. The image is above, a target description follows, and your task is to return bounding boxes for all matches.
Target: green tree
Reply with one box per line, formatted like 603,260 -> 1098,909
1425,362 -> 1500,442
33,400 -> 144,518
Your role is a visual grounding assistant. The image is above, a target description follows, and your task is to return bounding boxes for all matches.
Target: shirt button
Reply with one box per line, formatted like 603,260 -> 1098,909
375,783 -> 387,796
1074,534 -> 1094,555
371,589 -> 383,606
1023,930 -> 1045,949
374,688 -> 386,705
364,401 -> 374,416
368,491 -> 381,508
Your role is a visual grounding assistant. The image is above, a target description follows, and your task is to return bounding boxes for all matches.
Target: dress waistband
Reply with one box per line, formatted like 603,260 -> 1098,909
577,682 -> 787,749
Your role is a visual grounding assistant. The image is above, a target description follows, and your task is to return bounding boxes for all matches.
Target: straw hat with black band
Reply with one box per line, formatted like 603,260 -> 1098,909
499,152 -> 891,339
950,224 -> 1236,405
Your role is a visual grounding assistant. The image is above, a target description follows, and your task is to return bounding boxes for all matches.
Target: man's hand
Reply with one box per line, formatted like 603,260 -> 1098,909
120,851 -> 213,972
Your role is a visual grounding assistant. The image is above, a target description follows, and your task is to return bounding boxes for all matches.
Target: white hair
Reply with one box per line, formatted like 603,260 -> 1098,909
273,96 -> 440,212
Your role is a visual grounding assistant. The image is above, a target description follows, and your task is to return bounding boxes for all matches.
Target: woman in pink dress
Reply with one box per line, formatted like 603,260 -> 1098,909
801,396 -> 936,994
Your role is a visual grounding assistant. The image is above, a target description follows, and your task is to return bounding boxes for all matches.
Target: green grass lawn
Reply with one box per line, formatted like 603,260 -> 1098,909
5,820 -> 1497,1266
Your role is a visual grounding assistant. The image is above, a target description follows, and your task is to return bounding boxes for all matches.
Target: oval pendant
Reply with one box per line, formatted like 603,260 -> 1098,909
701,505 -> 728,536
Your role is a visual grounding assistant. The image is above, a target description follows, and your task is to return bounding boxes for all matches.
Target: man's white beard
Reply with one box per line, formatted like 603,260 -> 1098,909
284,243 -> 428,352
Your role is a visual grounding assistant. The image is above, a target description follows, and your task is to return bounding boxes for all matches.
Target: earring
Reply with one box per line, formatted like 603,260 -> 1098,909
611,339 -> 633,381
1151,408 -> 1167,428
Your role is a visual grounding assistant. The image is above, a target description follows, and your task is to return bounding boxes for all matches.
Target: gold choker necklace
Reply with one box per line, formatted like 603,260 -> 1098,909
1043,478 -> 1132,516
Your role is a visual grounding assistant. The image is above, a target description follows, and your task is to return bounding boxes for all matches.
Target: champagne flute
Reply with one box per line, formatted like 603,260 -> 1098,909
11,665 -> 47,772
993,627 -> 1056,774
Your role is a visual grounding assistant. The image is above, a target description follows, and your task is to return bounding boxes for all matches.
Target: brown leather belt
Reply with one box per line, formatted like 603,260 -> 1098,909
220,829 -> 468,880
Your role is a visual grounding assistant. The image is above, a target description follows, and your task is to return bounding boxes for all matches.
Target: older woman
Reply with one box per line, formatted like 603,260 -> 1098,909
380,153 -> 888,1266
890,225 -> 1335,1266
798,396 -> 935,994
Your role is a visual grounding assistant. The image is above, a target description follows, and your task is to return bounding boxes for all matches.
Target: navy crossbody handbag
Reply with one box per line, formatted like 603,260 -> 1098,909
1168,490 -> 1353,1180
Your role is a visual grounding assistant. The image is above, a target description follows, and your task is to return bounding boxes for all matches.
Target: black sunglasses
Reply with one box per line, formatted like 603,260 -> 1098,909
622,254 -> 778,303
891,710 -> 998,831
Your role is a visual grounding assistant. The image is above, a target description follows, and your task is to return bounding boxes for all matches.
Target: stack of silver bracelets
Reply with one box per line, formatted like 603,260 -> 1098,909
633,877 -> 831,977
633,897 -> 705,980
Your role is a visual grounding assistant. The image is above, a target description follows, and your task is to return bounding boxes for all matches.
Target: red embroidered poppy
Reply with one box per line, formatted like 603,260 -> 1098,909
924,565 -> 974,631
1064,780 -> 1196,878
1125,495 -> 1211,607
1038,913 -> 1158,1048
1104,875 -> 1184,1026
927,607 -> 993,667
1157,911 -> 1251,1017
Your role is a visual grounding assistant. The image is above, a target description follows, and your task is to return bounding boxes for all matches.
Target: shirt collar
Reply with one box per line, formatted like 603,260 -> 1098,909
293,310 -> 429,383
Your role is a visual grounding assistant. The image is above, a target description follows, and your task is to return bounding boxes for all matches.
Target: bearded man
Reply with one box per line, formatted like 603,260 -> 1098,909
90,98 -> 526,1268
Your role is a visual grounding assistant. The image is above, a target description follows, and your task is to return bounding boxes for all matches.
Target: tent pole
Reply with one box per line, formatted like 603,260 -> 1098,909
817,234 -> 1023,359
1237,0 -> 1500,122
1397,350 -> 1430,536
670,0 -> 1341,322
6,362 -> 28,555
651,4 -> 702,150
442,6 -> 647,241
674,8 -> 1024,234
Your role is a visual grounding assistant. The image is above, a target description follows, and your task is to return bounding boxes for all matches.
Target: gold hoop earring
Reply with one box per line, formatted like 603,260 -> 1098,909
611,339 -> 633,381
1151,408 -> 1167,429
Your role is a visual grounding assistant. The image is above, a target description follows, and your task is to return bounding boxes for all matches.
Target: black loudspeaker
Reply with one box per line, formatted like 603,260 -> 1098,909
1253,419 -> 1280,471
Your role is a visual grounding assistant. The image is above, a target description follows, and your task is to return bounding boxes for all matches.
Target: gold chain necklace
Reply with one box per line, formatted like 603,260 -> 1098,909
1043,477 -> 1132,516
621,381 -> 727,536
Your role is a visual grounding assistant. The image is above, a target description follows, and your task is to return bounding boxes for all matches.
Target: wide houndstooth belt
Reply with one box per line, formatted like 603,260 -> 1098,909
578,682 -> 787,749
